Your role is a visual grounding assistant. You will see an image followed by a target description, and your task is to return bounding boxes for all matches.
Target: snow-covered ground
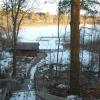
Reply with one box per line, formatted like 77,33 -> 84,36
10,91 -> 36,100
30,65 -> 37,79
45,49 -> 92,65
18,25 -> 100,69
0,21 -> 99,70
9,66 -> 37,100
65,95 -> 82,100
0,51 -> 12,72
1,25 -> 99,100
18,25 -> 100,71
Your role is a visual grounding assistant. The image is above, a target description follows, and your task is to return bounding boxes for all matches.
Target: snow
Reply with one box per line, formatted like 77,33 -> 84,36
80,24 -> 100,43
0,52 -> 37,100
80,50 -> 91,64
65,95 -> 82,100
0,52 -> 12,71
18,25 -> 100,68
10,91 -> 36,100
57,84 -> 67,89
18,26 -> 66,49
9,63 -> 37,100
42,49 -> 93,66
30,65 -> 37,79
19,25 -> 100,50
1,25 -> 100,99
45,49 -> 70,64
0,89 -> 2,100
19,25 -> 100,43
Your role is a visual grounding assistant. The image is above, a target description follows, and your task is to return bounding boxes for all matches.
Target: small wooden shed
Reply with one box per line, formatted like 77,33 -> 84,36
16,42 -> 39,57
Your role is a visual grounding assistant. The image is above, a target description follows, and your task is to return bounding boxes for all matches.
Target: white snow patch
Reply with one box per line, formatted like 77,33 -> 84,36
65,95 -> 82,100
57,84 -> 67,89
10,91 -> 36,100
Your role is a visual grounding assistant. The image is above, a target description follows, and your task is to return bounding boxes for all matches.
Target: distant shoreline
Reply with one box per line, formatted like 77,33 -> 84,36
20,24 -> 100,29
20,23 -> 66,28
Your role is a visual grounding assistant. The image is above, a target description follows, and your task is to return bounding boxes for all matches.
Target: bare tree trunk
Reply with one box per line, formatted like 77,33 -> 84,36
56,7 -> 60,77
70,0 -> 80,94
12,22 -> 17,77
98,52 -> 100,79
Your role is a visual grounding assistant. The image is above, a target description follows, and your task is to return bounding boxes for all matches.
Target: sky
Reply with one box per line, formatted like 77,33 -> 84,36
30,0 -> 59,14
0,0 -> 59,15
0,0 -> 100,15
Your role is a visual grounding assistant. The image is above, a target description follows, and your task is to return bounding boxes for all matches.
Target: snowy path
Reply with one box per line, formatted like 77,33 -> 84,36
9,66 -> 37,100
8,25 -> 100,100
9,52 -> 46,100
10,91 -> 36,100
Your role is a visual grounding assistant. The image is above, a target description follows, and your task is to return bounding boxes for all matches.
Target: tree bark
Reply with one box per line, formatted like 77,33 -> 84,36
98,52 -> 100,79
12,21 -> 17,77
70,0 -> 80,94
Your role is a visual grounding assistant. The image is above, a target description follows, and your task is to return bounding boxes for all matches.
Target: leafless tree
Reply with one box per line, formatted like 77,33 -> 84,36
70,0 -> 80,94
1,0 -> 34,77
59,0 -> 100,95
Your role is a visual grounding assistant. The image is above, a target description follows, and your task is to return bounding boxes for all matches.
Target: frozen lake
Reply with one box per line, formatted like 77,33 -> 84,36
18,25 -> 66,49
19,24 -> 100,49
18,24 -> 100,66
9,24 -> 100,100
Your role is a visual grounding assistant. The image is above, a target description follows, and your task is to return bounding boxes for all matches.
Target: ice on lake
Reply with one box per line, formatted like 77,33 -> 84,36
9,24 -> 100,99
18,25 -> 100,68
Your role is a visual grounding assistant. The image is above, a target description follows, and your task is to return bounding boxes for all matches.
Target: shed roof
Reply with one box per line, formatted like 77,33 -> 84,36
16,42 -> 39,50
